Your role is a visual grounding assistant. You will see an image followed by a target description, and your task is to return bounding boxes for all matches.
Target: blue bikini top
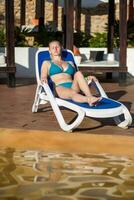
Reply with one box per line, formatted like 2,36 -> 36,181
49,61 -> 76,77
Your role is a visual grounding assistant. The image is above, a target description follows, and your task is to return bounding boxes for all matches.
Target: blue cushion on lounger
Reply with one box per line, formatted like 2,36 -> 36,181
65,97 -> 121,109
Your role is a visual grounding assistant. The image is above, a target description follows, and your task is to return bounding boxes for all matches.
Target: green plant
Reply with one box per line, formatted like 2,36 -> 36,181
0,26 -> 29,47
34,29 -> 90,47
73,31 -> 90,47
125,20 -> 134,47
89,32 -> 107,47
14,26 -> 28,46
0,27 -> 6,47
113,20 -> 134,47
33,25 -> 63,47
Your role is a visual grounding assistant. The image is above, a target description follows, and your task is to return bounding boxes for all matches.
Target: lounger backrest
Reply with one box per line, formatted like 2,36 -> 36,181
36,49 -> 77,83
35,49 -> 77,93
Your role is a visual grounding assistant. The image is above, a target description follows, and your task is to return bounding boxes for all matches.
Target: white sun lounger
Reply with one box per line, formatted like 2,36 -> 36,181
32,49 -> 132,132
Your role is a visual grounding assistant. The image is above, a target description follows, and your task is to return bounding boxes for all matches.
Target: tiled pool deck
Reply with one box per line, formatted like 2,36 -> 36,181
0,79 -> 134,134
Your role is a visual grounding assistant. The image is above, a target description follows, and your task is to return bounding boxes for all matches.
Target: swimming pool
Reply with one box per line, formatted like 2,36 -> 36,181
0,148 -> 134,200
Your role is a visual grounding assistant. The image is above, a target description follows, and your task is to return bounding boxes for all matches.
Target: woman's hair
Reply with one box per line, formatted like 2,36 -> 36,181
49,40 -> 62,48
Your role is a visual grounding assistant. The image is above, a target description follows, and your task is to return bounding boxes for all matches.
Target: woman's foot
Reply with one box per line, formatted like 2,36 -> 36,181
87,96 -> 102,106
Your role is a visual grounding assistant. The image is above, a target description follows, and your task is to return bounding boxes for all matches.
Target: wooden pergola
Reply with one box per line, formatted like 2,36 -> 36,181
2,0 -> 133,87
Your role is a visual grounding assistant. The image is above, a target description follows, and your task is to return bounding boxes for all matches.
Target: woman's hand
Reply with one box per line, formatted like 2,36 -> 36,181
87,75 -> 98,82
41,76 -> 48,84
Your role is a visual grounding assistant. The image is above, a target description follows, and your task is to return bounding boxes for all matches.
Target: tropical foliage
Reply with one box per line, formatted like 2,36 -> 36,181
0,28 -> 5,47
0,20 -> 134,47
89,32 -> 107,47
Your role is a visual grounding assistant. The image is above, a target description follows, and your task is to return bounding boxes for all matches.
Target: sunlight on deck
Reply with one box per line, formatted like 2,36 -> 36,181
0,128 -> 134,158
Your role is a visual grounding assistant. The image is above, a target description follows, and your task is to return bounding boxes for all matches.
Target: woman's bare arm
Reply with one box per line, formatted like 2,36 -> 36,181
41,61 -> 50,83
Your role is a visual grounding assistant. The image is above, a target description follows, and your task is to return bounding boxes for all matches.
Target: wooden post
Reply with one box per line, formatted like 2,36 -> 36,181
65,0 -> 74,50
129,0 -> 134,21
20,0 -> 26,26
119,0 -> 127,85
107,0 -> 115,53
62,6 -> 66,48
35,0 -> 45,25
53,0 -> 58,30
106,0 -> 115,79
5,0 -> 16,87
75,0 -> 81,32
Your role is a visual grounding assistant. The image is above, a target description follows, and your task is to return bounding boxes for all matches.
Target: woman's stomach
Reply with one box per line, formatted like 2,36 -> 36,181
51,73 -> 72,85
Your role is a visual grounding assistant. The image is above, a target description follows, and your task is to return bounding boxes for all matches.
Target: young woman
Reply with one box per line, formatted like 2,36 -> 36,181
41,40 -> 101,106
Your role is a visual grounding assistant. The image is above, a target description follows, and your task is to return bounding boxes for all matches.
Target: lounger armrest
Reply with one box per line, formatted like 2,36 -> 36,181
94,81 -> 108,98
87,79 -> 108,98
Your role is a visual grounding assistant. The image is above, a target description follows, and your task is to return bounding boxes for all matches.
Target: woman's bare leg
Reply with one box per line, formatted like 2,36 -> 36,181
56,87 -> 89,103
56,85 -> 100,107
72,71 -> 101,105
72,71 -> 92,96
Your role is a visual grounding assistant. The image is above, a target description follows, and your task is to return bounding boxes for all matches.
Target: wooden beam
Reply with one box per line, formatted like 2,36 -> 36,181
0,67 -> 16,73
5,0 -> 16,87
64,0 -> 74,50
79,66 -> 127,73
20,0 -> 26,26
107,0 -> 115,53
53,0 -> 58,30
119,0 -> 127,85
35,0 -> 45,25
75,0 -> 81,32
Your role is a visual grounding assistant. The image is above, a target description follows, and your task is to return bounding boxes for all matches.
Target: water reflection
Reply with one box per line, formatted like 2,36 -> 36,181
0,148 -> 17,187
0,148 -> 134,200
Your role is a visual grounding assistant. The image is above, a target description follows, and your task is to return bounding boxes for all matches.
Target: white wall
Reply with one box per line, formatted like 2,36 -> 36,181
0,47 -> 47,78
0,47 -> 134,77
127,48 -> 134,76
79,48 -> 134,76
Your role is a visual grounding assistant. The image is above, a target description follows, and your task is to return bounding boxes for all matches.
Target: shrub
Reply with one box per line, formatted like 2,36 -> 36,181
113,20 -> 134,47
73,31 -> 90,47
0,26 -> 29,47
14,26 -> 28,46
0,28 -> 6,47
89,32 -> 107,47
33,26 -> 63,47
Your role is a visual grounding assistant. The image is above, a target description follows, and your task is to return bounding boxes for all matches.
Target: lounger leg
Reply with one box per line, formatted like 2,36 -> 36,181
90,81 -> 132,128
42,83 -> 85,132
114,104 -> 132,129
32,85 -> 42,112
56,99 -> 86,132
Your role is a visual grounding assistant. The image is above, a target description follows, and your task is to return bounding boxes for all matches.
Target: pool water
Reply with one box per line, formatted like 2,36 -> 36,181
0,148 -> 134,200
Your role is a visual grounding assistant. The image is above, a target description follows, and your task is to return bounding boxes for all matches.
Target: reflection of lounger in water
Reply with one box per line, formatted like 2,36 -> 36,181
0,148 -> 18,187
32,49 -> 132,132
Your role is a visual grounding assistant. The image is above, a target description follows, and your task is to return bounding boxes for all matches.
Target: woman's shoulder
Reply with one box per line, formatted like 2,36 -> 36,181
42,60 -> 51,66
67,61 -> 75,67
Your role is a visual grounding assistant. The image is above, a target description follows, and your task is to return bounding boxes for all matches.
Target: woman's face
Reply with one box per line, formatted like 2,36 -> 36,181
49,41 -> 61,56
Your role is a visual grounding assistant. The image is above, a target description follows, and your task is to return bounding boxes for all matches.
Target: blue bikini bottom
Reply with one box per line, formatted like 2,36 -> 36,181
56,82 -> 73,88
